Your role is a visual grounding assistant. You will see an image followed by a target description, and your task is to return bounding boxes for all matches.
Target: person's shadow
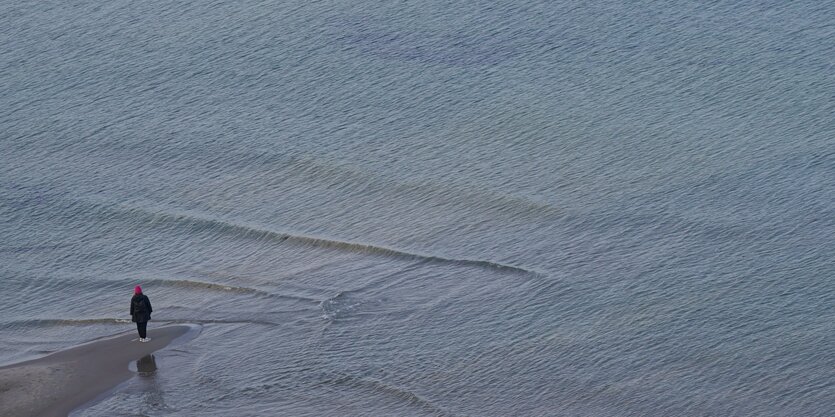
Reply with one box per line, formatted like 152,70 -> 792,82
136,354 -> 158,377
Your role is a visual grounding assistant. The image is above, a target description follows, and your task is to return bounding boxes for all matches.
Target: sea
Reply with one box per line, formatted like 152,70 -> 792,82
1,0 -> 833,416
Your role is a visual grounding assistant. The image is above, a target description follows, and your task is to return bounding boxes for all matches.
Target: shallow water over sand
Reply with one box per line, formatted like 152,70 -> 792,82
1,0 -> 833,415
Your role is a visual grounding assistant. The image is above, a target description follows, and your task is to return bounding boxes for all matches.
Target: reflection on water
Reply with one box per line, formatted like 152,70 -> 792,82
136,354 -> 157,377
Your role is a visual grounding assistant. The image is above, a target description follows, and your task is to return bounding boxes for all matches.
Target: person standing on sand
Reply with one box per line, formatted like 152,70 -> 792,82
130,286 -> 153,342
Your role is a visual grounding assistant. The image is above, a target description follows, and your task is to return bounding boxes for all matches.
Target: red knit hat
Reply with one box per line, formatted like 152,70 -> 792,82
135,285 -> 142,295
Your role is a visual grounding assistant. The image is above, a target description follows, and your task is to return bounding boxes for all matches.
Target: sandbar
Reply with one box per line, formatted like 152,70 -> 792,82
0,325 -> 193,417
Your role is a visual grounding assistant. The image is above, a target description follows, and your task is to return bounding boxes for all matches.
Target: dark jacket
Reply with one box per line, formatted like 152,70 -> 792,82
130,294 -> 153,323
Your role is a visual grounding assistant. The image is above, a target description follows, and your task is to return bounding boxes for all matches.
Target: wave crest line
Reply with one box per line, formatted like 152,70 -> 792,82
97,201 -> 542,276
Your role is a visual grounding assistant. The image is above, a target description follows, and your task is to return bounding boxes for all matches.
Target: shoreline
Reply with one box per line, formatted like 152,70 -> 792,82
0,324 -> 195,417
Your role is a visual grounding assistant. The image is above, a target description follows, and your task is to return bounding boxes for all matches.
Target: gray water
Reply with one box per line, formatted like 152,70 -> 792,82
1,0 -> 833,415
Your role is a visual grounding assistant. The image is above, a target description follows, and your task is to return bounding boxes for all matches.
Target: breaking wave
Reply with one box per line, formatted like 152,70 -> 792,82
85,199 -> 543,276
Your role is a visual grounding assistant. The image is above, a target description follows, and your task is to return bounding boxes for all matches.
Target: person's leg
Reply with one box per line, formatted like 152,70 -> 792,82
136,322 -> 143,338
139,322 -> 147,339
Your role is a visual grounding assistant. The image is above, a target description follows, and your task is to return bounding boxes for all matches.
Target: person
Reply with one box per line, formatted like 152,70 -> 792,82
130,285 -> 153,342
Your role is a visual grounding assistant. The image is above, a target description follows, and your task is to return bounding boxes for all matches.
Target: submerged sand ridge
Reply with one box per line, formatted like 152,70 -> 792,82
0,325 -> 194,417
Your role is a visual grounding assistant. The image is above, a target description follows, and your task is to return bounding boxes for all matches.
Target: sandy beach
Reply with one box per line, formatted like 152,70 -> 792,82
0,325 -> 193,417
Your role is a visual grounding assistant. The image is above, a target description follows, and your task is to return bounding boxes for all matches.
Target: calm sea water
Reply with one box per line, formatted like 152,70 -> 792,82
1,0 -> 833,415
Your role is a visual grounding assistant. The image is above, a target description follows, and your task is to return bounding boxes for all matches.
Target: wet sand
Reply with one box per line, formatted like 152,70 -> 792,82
0,325 -> 192,417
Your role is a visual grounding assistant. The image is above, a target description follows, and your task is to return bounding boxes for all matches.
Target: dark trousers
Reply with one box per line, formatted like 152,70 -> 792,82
136,321 -> 148,339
